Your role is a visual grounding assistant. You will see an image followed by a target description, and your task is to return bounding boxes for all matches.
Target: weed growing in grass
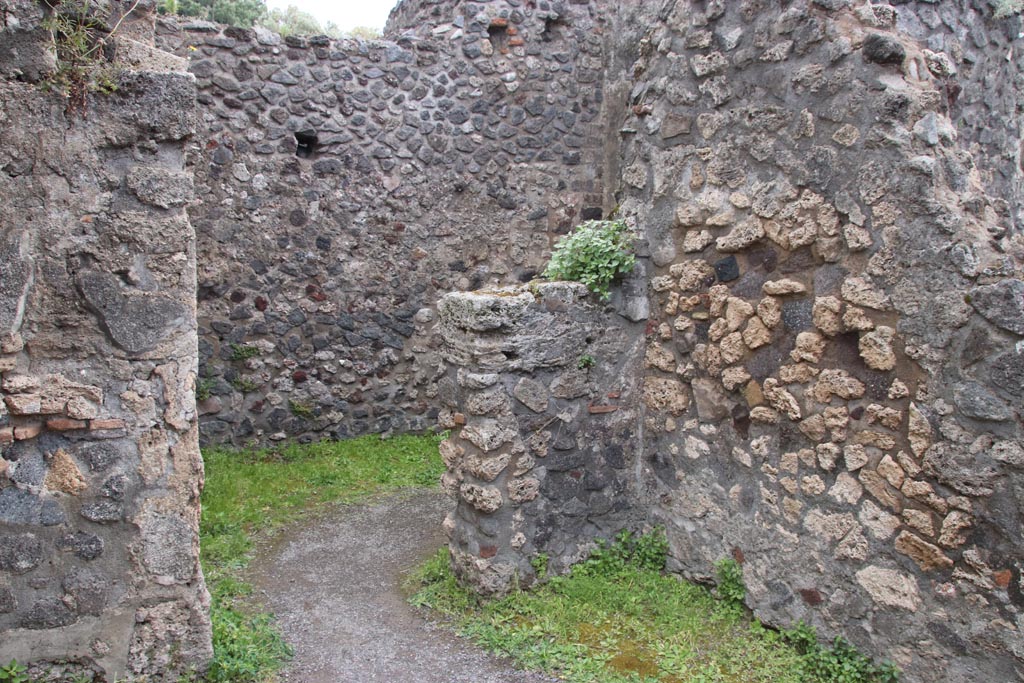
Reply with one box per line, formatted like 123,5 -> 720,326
0,660 -> 28,683
201,433 -> 445,682
713,557 -> 745,608
408,528 -> 899,683
782,621 -> 900,683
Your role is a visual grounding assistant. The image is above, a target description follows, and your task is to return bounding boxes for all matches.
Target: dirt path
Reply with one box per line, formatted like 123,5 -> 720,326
246,489 -> 557,683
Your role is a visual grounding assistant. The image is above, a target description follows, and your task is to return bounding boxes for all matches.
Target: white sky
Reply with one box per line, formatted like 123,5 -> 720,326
266,0 -> 400,31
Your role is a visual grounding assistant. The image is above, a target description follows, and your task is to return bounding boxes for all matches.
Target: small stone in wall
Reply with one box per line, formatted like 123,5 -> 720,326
460,419 -> 517,453
725,298 -> 754,332
901,480 -> 946,514
902,509 -> 934,537
938,510 -> 972,549
676,205 -> 705,228
750,406 -> 780,423
895,451 -> 922,478
876,454 -> 905,489
812,297 -> 843,337
801,475 -> 826,495
862,470 -> 903,514
799,414 -> 827,442
844,444 -> 870,471
953,382 -> 1012,422
895,531 -> 953,572
44,449 -> 87,495
859,500 -> 899,540
856,566 -> 920,611
843,306 -> 874,331
719,332 -> 746,365
812,369 -> 865,403
791,331 -> 826,364
855,430 -> 897,452
465,452 -> 512,483
841,276 -> 891,311
832,124 -> 860,147
716,217 -> 765,252
843,224 -> 873,252
836,525 -> 869,561
991,440 -> 1024,467
513,378 -> 550,414
644,377 -> 692,415
817,443 -> 841,471
716,316 -> 736,343
888,379 -> 910,400
782,497 -> 803,524
682,230 -> 714,252
459,483 -> 503,514
692,377 -> 730,422
862,33 -> 906,66
763,279 -> 807,296
823,406 -> 849,441
804,509 -> 857,543
645,343 -> 677,373
439,439 -> 465,469
743,317 -> 772,349
721,366 -> 751,391
550,370 -> 588,400
763,378 -> 801,420
758,296 -> 782,328
671,260 -> 716,292
907,403 -> 931,458
859,326 -> 896,371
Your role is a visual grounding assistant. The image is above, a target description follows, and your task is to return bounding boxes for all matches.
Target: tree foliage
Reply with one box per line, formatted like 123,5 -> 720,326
159,0 -> 382,36
261,5 -> 341,37
159,0 -> 267,27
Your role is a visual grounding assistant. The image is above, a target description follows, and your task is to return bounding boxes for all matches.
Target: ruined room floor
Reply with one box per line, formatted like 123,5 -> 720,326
246,490 -> 555,683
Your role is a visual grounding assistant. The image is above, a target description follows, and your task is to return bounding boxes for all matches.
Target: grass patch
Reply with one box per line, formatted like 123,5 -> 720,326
201,433 -> 445,682
407,530 -> 898,683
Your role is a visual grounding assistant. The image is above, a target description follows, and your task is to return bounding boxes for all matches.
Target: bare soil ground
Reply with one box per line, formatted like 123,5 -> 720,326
246,489 -> 557,683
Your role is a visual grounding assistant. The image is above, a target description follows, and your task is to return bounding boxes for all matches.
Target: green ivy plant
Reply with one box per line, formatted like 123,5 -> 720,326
542,218 -> 637,301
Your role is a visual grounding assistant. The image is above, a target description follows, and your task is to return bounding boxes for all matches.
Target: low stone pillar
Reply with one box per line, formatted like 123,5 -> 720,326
436,283 -> 644,594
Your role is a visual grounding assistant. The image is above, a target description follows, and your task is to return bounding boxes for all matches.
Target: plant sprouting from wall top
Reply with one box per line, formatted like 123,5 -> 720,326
42,0 -> 140,115
542,218 -> 637,301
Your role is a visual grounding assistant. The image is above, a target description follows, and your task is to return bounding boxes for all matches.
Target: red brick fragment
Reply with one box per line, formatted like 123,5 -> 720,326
47,418 -> 88,431
14,422 -> 42,440
90,419 -> 126,431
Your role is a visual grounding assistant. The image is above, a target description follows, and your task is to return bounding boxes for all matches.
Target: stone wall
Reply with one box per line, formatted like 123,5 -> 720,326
0,1 -> 211,680
435,283 -> 645,592
608,1 -> 1023,681
154,0 -> 611,446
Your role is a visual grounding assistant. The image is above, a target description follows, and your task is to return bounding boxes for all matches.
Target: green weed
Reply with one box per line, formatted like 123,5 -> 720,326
0,660 -> 28,683
543,219 -> 637,300
229,344 -> 260,361
713,557 -> 745,608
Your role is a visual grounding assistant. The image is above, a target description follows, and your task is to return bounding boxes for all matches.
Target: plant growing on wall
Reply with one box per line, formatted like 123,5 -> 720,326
43,0 -> 139,114
542,218 -> 637,300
